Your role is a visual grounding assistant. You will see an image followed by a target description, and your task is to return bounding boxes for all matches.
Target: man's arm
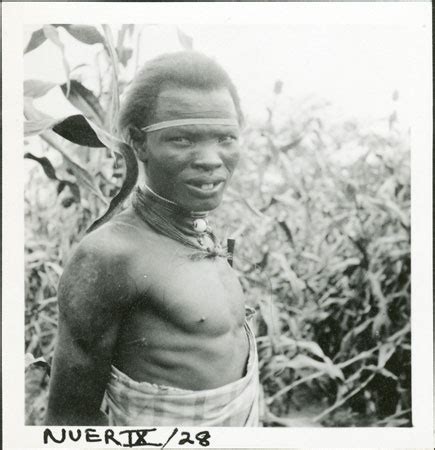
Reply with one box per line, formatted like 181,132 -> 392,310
45,234 -> 135,425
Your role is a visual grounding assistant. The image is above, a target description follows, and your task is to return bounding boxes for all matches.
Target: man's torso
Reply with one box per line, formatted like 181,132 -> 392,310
97,208 -> 249,391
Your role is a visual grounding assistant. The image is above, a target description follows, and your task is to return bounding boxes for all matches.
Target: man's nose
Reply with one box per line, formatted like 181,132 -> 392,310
191,145 -> 223,171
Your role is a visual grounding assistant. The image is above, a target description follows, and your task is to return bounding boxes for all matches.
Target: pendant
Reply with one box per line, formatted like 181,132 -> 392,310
197,234 -> 215,251
193,218 -> 208,233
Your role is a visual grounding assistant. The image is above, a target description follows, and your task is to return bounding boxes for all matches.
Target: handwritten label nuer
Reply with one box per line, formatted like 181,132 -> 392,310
43,427 -> 211,447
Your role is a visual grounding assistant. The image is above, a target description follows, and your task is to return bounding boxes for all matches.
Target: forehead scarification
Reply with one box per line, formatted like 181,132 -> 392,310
152,86 -> 238,124
141,118 -> 239,133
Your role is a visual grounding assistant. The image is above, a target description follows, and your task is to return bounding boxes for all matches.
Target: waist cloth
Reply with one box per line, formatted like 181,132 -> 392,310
103,321 -> 260,426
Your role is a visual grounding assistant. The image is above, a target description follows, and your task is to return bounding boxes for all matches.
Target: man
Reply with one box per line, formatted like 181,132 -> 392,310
45,51 -> 259,426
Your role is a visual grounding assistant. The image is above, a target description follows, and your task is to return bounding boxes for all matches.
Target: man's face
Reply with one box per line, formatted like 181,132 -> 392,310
141,86 -> 241,212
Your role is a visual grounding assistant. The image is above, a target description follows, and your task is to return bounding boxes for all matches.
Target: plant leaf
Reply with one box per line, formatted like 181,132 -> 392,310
58,149 -> 108,205
24,29 -> 47,53
102,25 -> 120,134
280,137 -> 302,153
177,28 -> 193,50
295,340 -> 327,360
42,25 -> 70,95
57,180 -> 66,194
52,115 -> 105,148
87,142 -> 138,232
377,342 -> 395,369
118,47 -> 133,67
60,80 -> 104,125
24,80 -> 57,98
84,119 -> 123,151
285,354 -> 344,380
273,252 -> 306,300
257,297 -> 280,353
125,24 -> 135,38
24,98 -> 65,137
274,80 -> 283,95
25,353 -> 50,370
24,118 -> 63,137
24,152 -> 58,180
49,119 -> 139,230
24,98 -> 138,230
378,367 -> 398,381
24,150 -> 84,203
59,24 -> 105,45
117,25 -> 134,67
329,257 -> 360,273
24,99 -> 111,149
118,24 -> 135,44
46,139 -> 104,203
24,97 -> 52,120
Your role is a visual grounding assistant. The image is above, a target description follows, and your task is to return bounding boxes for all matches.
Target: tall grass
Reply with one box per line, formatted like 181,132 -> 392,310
214,99 -> 411,426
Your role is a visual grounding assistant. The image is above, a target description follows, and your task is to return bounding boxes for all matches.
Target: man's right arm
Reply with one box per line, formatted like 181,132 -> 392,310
44,235 -> 134,425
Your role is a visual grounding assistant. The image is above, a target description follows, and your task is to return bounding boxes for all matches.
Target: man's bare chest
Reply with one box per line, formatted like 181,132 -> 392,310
127,242 -> 247,336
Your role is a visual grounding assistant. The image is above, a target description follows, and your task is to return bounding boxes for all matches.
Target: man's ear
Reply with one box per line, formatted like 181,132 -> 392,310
128,125 -> 148,163
136,141 -> 148,163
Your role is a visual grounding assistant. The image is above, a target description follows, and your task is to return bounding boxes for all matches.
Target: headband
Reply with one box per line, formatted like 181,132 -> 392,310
141,118 -> 239,133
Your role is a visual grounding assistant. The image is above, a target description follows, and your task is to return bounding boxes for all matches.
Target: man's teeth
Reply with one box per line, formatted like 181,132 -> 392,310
190,181 -> 223,191
200,184 -> 214,190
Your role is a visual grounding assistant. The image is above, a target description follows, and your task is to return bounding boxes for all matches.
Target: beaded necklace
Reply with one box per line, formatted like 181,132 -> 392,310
132,185 -> 229,260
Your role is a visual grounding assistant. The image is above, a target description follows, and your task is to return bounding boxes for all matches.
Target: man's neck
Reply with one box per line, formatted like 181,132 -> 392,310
132,185 -> 225,258
140,184 -> 207,219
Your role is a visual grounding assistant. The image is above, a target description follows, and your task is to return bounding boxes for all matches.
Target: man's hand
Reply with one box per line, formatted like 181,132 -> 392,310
45,231 -> 135,425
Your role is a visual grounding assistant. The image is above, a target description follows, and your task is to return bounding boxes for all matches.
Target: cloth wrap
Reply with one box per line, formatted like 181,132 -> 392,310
103,318 -> 259,426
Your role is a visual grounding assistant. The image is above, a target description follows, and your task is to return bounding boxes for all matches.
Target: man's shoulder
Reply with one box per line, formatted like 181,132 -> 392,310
58,215 -> 148,308
60,214 -> 140,288
74,209 -> 152,264
79,220 -> 135,260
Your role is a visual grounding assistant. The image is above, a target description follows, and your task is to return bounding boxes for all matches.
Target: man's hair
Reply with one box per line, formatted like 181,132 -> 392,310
118,51 -> 243,146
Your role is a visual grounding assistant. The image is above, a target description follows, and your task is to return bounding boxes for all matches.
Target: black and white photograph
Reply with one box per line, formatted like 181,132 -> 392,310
2,1 -> 432,448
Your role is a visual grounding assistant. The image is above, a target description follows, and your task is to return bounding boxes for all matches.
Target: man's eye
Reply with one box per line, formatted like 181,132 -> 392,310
170,137 -> 192,145
218,135 -> 238,144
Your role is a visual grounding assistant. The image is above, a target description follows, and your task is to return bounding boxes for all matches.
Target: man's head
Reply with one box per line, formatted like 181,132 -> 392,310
118,51 -> 243,136
118,51 -> 243,212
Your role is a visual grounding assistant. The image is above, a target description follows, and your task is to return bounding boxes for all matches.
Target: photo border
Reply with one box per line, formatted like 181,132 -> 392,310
2,1 -> 433,447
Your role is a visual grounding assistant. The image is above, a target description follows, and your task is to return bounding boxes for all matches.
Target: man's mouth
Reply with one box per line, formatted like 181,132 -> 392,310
196,182 -> 221,191
184,179 -> 225,196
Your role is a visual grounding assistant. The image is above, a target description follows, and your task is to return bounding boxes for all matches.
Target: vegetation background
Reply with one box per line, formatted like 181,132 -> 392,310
24,24 -> 411,427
